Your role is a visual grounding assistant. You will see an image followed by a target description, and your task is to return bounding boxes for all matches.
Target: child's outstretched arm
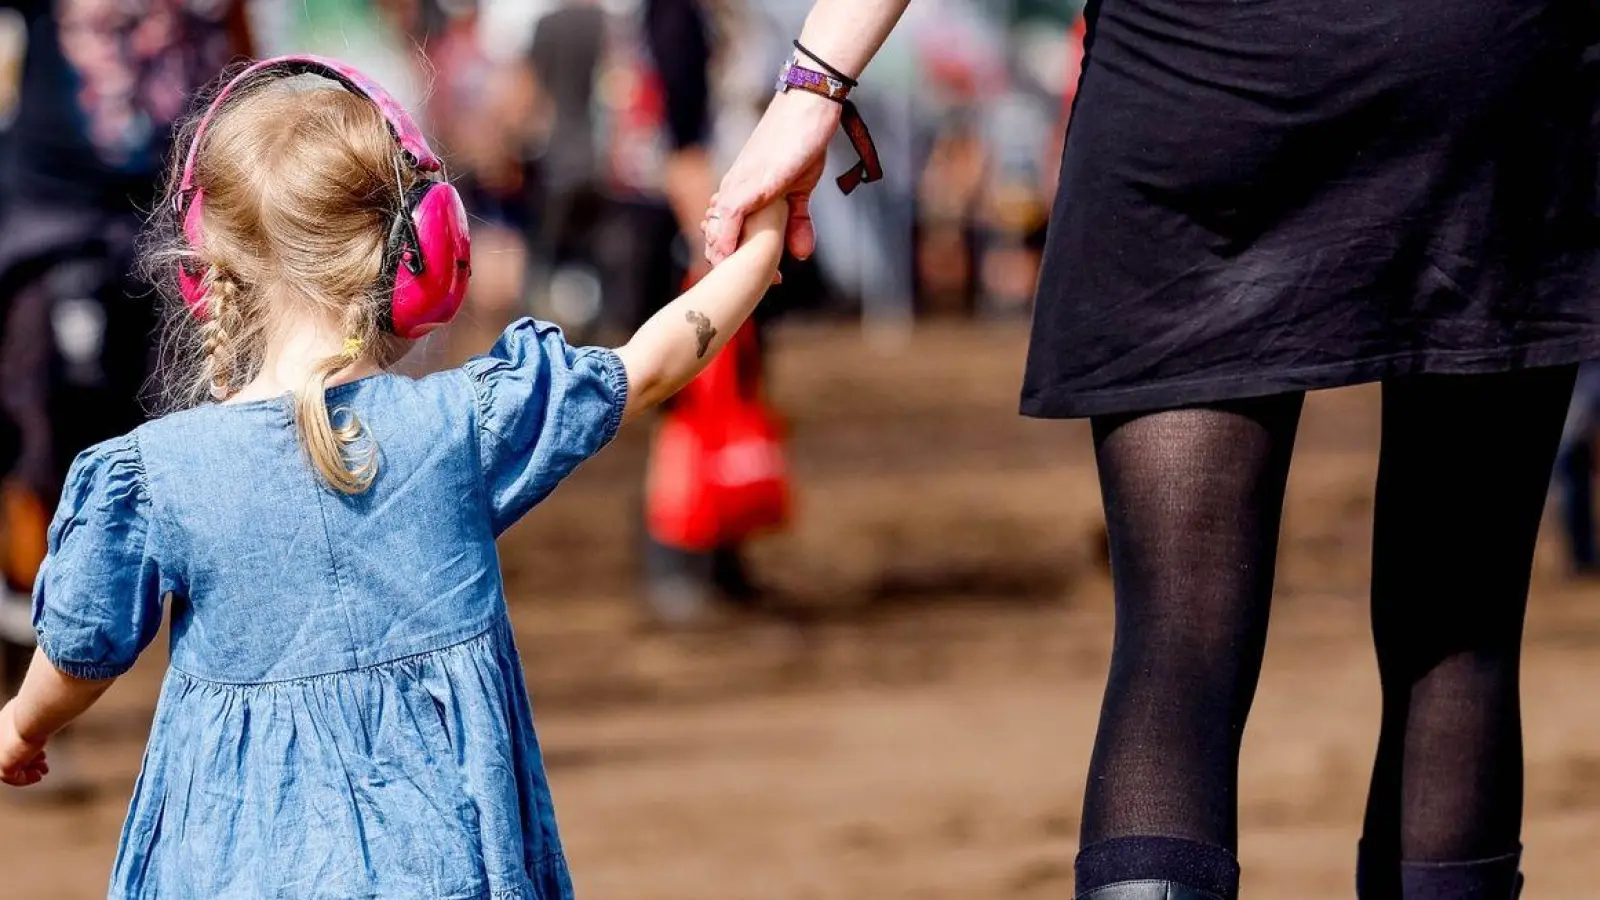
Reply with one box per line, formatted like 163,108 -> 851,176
0,650 -> 115,786
613,200 -> 786,424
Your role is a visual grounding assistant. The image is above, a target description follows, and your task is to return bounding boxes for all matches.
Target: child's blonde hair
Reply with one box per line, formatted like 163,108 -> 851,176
149,69 -> 426,494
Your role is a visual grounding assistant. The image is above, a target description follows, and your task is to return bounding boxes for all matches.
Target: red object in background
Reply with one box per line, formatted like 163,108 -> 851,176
602,24 -> 670,198
645,319 -> 791,552
1063,18 -> 1088,117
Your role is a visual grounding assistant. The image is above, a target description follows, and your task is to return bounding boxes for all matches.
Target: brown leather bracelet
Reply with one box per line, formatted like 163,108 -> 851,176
834,101 -> 882,195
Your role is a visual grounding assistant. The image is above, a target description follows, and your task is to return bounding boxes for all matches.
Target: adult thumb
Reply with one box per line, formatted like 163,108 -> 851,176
785,191 -> 815,261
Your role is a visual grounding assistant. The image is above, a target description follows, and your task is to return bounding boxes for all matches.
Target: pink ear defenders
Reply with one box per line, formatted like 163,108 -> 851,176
175,56 -> 471,339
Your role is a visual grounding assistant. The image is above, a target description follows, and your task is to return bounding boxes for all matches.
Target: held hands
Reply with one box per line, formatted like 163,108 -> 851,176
0,701 -> 48,787
702,91 -> 841,268
741,197 -> 790,257
715,194 -> 789,281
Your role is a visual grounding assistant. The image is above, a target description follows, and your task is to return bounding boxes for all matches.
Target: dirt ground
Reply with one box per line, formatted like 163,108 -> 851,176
5,320 -> 1600,899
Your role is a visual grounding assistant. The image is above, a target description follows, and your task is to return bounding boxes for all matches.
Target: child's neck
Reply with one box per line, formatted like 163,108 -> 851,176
225,318 -> 383,405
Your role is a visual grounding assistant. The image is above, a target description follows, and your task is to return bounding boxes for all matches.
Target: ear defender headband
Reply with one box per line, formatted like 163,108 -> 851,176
175,55 -> 471,340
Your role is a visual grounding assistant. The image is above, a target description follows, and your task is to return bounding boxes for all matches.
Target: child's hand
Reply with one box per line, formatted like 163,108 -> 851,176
741,198 -> 788,245
735,199 -> 788,284
0,701 -> 48,787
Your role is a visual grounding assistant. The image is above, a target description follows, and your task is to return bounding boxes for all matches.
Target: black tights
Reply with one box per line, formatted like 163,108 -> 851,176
1082,368 -> 1575,875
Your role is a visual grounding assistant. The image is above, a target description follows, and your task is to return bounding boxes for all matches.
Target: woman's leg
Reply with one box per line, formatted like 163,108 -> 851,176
1078,393 -> 1304,899
1359,367 -> 1575,900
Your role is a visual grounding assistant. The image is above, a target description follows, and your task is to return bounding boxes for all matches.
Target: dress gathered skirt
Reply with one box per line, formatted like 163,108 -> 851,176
114,620 -> 572,900
1023,0 -> 1600,418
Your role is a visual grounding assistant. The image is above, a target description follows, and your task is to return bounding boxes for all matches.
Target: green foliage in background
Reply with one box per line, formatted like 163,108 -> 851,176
996,0 -> 1084,25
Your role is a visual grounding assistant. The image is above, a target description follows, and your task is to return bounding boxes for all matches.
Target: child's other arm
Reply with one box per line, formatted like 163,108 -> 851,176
0,650 -> 115,787
612,200 -> 786,424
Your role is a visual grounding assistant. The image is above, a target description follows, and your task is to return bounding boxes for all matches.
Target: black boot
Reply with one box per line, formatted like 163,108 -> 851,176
1398,849 -> 1524,900
1076,836 -> 1239,900
1076,882 -> 1225,900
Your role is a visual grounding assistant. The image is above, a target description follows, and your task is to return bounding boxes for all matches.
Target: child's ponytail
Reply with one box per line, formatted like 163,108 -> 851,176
294,307 -> 381,496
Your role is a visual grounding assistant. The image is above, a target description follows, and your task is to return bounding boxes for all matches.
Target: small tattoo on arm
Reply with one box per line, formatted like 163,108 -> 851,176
686,310 -> 717,359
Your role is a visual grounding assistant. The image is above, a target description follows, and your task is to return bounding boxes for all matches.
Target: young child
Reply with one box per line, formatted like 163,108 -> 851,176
0,56 -> 783,899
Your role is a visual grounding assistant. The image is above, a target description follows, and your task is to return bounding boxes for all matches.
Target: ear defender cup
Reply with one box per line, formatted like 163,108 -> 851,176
387,180 -> 472,339
174,55 -> 471,337
178,191 -> 209,316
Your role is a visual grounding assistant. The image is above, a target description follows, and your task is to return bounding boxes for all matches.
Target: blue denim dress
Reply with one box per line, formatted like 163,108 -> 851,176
30,319 -> 628,900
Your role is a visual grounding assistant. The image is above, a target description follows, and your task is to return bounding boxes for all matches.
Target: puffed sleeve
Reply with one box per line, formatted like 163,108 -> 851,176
30,435 -> 166,680
463,318 -> 630,535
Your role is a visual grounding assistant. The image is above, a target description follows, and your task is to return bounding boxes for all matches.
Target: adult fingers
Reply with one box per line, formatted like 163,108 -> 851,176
703,204 -> 747,267
707,159 -> 787,264
705,173 -> 761,264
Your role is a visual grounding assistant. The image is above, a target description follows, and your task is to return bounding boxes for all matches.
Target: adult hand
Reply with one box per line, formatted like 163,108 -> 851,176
703,90 -> 841,267
0,701 -> 48,787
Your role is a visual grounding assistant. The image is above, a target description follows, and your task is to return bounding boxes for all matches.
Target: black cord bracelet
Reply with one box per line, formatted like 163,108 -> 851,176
793,40 -> 858,88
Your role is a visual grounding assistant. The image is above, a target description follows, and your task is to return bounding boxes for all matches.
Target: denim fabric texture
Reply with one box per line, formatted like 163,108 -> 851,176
31,319 -> 628,899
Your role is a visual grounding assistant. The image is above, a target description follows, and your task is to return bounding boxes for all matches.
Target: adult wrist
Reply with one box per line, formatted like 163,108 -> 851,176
791,35 -> 865,83
793,40 -> 858,87
772,43 -> 882,196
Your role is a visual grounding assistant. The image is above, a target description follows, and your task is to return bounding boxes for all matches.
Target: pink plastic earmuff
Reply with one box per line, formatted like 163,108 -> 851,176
175,56 -> 471,339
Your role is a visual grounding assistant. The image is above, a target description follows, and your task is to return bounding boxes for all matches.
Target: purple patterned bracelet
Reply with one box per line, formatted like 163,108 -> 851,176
776,55 -> 852,103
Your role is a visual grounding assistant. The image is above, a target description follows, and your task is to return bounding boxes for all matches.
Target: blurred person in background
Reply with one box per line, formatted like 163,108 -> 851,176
908,15 -> 1052,321
912,105 -> 984,316
0,0 -> 253,799
424,0 -> 540,327
970,66 -> 1055,320
523,0 -> 609,338
594,0 -> 779,625
706,1 -> 1600,898
447,0 -> 785,625
596,0 -> 718,333
0,6 -> 21,640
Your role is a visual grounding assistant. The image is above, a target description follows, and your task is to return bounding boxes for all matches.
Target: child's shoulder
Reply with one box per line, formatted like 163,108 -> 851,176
54,430 -> 148,507
68,430 -> 143,466
65,415 -> 197,486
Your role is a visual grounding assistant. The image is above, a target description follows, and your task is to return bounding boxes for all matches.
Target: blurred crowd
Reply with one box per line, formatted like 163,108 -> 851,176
202,0 -> 1087,332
